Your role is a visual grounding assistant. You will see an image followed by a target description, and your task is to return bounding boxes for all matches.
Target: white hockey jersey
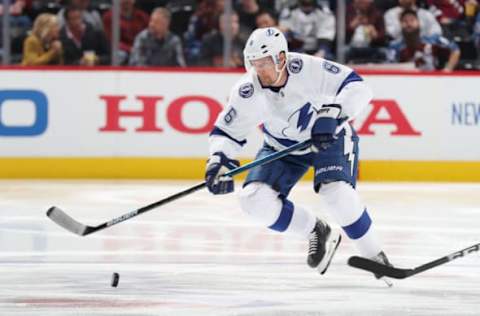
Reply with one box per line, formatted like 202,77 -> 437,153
209,52 -> 373,158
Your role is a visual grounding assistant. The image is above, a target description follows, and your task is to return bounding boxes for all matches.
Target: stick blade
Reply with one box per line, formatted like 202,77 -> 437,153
46,206 -> 89,236
348,256 -> 413,279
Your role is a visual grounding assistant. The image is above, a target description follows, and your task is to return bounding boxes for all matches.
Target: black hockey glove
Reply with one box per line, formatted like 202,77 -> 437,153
311,104 -> 342,151
205,152 -> 240,195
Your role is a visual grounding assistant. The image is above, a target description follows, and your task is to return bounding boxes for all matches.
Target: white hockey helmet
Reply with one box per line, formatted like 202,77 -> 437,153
243,27 -> 288,72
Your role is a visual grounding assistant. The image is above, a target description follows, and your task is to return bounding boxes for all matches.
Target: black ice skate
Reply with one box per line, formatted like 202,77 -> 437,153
307,220 -> 342,274
371,251 -> 394,287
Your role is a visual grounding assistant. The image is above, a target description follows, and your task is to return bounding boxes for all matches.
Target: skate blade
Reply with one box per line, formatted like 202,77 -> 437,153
318,230 -> 342,275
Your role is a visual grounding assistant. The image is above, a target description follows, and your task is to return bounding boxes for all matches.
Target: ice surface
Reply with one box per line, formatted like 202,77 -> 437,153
0,180 -> 479,315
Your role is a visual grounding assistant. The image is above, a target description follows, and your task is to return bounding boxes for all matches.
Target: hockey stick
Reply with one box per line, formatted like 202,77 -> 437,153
47,139 -> 312,236
348,242 -> 480,279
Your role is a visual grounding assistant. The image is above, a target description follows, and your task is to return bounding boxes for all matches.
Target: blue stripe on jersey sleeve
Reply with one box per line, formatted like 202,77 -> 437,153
336,71 -> 363,96
210,126 -> 247,147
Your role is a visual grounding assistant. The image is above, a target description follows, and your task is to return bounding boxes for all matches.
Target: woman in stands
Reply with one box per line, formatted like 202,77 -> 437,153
22,13 -> 63,65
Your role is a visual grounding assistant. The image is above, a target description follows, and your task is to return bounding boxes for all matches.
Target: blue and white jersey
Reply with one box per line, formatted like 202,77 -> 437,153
209,52 -> 373,158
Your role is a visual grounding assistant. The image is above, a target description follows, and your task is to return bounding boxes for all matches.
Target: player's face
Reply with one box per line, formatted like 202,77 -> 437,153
250,56 -> 278,85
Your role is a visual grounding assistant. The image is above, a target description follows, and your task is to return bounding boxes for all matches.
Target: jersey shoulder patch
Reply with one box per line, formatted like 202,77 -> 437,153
238,82 -> 254,98
288,57 -> 303,74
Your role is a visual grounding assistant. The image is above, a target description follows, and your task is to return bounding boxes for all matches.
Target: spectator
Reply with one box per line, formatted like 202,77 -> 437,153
186,0 -> 224,39
255,10 -> 278,28
22,13 -> 63,65
388,9 -> 460,71
465,0 -> 479,23
58,0 -> 104,32
384,0 -> 442,40
129,7 -> 185,67
275,0 -> 297,13
102,0 -> 149,63
474,10 -> 480,56
279,0 -> 335,57
426,0 -> 480,40
236,0 -> 261,32
346,0 -> 387,63
427,0 -> 466,26
0,0 -> 32,61
0,0 -> 31,16
0,1 -> 32,37
184,0 -> 225,64
199,12 -> 245,67
59,6 -> 109,65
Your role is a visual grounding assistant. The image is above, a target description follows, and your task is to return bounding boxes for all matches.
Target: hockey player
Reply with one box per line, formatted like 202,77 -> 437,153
205,27 -> 391,278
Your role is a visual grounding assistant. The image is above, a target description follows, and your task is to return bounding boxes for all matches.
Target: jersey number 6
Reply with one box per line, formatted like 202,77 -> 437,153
224,107 -> 238,125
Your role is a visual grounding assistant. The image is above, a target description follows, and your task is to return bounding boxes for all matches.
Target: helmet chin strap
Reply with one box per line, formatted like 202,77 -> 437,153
272,60 -> 287,86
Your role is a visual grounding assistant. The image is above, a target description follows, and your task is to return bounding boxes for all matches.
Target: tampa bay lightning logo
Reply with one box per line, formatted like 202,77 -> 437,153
323,61 -> 340,74
288,58 -> 303,74
282,102 -> 315,137
266,28 -> 275,36
239,83 -> 254,98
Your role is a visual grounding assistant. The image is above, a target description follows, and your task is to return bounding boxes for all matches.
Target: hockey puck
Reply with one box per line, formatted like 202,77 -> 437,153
111,272 -> 120,287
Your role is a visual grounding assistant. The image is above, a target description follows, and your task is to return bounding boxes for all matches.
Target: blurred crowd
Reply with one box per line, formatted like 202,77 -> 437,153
1,0 -> 480,70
